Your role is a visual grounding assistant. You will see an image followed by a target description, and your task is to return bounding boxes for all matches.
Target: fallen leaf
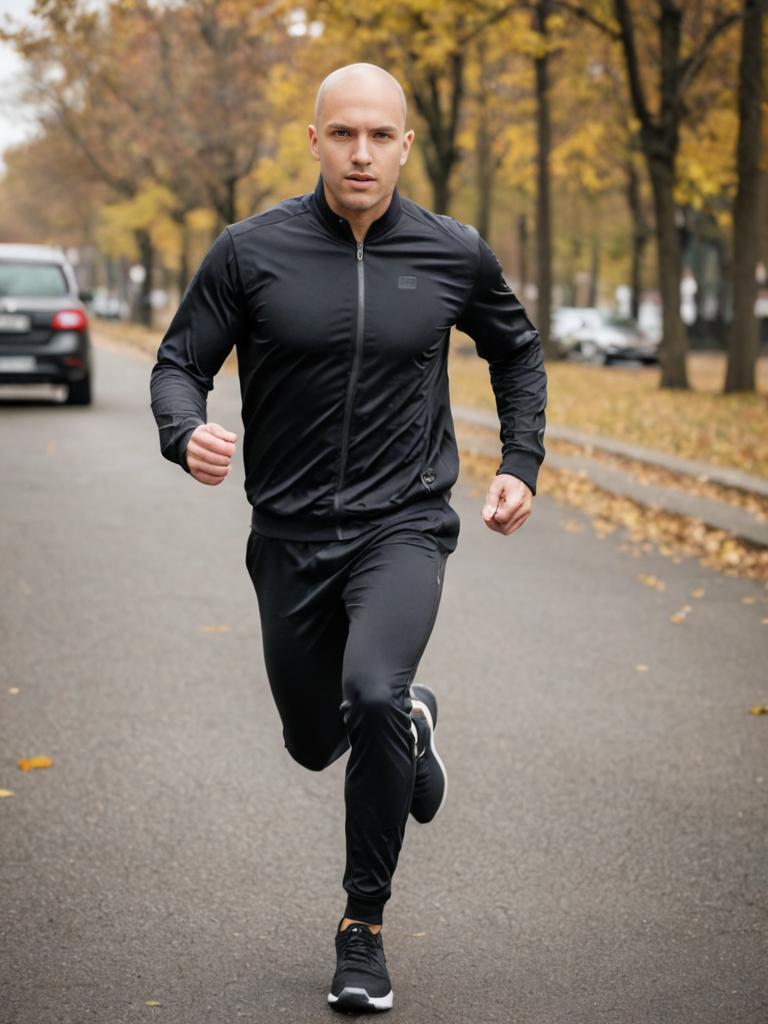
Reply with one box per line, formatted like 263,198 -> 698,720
17,755 -> 53,772
741,596 -> 757,605
411,932 -> 426,938
145,1000 -> 162,1007
199,625 -> 230,634
8,687 -> 19,695
670,612 -> 687,624
638,574 -> 666,591
561,518 -> 585,534
0,789 -> 15,798
750,705 -> 768,715
762,618 -> 768,625
635,664 -> 650,672
46,441 -> 57,455
690,588 -> 705,599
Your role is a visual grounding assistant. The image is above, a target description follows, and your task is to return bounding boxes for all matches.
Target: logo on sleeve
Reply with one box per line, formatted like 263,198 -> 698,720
398,276 -> 417,290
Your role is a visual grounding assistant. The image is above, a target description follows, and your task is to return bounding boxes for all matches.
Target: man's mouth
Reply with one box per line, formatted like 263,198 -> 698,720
347,174 -> 375,182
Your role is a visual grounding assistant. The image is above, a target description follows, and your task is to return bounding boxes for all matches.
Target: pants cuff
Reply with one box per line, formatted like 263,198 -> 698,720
344,895 -> 385,926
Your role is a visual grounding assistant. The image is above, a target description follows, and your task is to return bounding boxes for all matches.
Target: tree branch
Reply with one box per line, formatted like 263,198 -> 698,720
549,0 -> 621,39
678,10 -> 742,94
612,0 -> 653,137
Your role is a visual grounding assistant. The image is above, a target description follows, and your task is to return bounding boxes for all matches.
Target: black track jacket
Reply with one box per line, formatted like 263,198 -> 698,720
150,177 -> 547,540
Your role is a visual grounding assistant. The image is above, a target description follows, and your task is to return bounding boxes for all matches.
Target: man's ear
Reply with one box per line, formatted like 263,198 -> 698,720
308,124 -> 320,161
400,129 -> 415,167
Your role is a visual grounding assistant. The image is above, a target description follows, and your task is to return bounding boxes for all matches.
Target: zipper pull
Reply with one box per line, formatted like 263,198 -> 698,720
357,243 -> 364,261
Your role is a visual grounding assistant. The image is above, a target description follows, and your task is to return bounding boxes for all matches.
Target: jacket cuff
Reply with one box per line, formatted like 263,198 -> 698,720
497,452 -> 542,496
177,424 -> 201,474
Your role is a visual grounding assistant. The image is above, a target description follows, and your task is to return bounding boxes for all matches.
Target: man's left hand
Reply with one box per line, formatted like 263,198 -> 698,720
481,474 -> 533,535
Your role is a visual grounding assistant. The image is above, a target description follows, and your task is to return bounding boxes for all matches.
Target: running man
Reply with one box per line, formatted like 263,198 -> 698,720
150,62 -> 546,1012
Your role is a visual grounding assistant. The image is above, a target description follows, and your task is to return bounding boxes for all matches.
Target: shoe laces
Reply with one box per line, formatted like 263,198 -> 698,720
338,925 -> 381,969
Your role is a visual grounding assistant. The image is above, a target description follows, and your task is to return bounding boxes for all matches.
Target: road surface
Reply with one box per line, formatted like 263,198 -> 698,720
1,341 -> 766,1023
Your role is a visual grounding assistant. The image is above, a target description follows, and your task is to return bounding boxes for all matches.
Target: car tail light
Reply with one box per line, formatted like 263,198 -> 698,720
52,309 -> 88,331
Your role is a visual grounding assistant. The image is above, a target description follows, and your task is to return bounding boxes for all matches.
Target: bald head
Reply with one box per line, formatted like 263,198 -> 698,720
314,63 -> 408,128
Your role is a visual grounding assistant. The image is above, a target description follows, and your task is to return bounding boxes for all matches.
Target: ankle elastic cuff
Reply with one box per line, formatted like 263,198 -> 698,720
343,896 -> 384,926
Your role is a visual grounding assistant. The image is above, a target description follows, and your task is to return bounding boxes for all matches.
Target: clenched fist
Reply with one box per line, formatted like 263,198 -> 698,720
481,473 -> 533,535
186,422 -> 237,486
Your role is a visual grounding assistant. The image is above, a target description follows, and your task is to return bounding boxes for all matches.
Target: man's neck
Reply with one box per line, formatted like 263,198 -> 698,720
323,183 -> 394,244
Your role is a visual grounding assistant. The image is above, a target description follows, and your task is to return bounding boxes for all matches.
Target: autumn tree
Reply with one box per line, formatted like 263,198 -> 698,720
725,0 -> 764,393
554,0 -> 744,388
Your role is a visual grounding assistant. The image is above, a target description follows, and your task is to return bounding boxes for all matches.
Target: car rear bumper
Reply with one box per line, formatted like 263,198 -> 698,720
0,331 -> 90,384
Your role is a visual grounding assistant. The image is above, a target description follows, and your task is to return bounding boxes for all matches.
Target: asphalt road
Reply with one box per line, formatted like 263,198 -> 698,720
1,341 -> 766,1024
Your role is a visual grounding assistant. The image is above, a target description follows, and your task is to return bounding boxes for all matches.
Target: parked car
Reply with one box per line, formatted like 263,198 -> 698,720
91,288 -> 129,321
551,307 -> 604,357
0,243 -> 92,404
553,306 -> 659,364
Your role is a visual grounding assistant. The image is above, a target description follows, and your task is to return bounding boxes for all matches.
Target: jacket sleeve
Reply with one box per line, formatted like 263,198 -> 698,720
456,235 -> 547,495
149,227 -> 246,472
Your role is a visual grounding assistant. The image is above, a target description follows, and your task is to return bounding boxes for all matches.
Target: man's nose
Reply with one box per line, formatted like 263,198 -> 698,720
351,135 -> 372,164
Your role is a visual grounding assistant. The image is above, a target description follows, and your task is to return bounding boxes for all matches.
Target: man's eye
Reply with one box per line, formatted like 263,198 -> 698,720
334,129 -> 350,137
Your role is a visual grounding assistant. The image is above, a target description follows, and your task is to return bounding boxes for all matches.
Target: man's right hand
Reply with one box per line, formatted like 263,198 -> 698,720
186,422 -> 237,486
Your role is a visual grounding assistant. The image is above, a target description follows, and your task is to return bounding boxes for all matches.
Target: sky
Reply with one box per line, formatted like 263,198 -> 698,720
0,0 -> 40,169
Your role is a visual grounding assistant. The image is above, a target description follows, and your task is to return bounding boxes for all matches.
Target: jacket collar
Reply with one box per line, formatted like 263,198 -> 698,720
311,175 -> 402,244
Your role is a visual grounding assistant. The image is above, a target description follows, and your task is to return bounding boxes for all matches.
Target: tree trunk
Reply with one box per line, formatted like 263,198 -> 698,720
474,37 -> 494,241
517,213 -> 528,296
177,213 -> 191,297
475,100 -> 493,238
410,53 -> 466,216
648,157 -> 689,387
588,233 -> 600,308
625,157 -> 649,321
431,167 -> 453,215
612,0 -> 691,388
133,228 -> 154,327
725,0 -> 763,393
534,0 -> 554,357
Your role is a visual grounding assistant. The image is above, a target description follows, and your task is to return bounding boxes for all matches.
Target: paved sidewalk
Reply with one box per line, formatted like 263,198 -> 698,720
454,405 -> 768,548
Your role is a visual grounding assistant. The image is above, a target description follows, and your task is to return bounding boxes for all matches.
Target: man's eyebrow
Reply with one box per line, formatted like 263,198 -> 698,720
325,123 -> 399,133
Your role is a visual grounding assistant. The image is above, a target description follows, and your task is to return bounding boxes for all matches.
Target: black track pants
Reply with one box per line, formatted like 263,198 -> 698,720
244,503 -> 460,924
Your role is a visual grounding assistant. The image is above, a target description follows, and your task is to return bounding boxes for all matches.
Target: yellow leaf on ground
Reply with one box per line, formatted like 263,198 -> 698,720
750,705 -> 768,715
741,596 -> 757,605
638,574 -> 666,591
8,687 -> 19,695
145,1000 -> 162,1007
17,756 -> 53,772
0,789 -> 15,798
635,664 -> 650,672
561,518 -> 586,533
199,625 -> 230,633
670,612 -> 687,624
690,588 -> 705,599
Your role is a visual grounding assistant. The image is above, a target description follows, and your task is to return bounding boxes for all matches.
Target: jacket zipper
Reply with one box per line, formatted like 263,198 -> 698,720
334,240 -> 365,521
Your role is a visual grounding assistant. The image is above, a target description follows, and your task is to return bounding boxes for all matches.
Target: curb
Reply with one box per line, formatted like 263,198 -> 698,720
452,404 -> 768,499
453,406 -> 768,549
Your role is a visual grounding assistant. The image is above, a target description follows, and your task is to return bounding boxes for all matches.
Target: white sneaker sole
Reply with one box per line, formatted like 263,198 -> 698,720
410,692 -> 448,822
328,986 -> 394,1011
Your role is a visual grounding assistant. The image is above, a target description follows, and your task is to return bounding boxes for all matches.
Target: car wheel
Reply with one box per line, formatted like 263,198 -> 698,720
580,341 -> 606,365
65,375 -> 92,406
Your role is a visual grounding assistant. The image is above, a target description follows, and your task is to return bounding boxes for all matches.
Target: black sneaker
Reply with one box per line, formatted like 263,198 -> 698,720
409,684 -> 447,824
328,922 -> 393,1013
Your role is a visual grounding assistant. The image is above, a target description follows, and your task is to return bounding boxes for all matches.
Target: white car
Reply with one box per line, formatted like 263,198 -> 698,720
553,307 -> 659,364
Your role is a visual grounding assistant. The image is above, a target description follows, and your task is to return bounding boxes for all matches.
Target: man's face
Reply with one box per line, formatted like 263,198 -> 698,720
308,77 -> 414,221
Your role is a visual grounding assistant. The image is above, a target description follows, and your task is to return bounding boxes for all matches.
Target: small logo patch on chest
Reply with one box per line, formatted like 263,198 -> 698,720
398,276 -> 417,290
